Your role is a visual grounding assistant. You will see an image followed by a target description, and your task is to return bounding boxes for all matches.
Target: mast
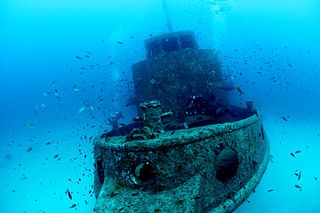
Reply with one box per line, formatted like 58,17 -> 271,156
162,0 -> 173,32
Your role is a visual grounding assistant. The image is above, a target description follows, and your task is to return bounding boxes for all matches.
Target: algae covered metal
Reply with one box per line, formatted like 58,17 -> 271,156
93,31 -> 269,212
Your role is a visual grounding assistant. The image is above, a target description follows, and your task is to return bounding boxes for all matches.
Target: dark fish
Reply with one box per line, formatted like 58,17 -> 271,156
295,150 -> 302,154
235,85 -> 243,95
131,192 -> 138,196
70,204 -> 77,208
26,147 -> 33,152
290,153 -> 295,157
298,171 -> 301,180
66,189 -> 72,200
75,56 -> 82,60
282,116 -> 288,121
171,130 -> 175,136
267,189 -> 274,192
314,177 -> 318,181
46,141 -> 51,145
116,41 -> 123,44
129,36 -> 135,39
110,61 -> 114,65
53,154 -> 59,158
294,184 -> 302,191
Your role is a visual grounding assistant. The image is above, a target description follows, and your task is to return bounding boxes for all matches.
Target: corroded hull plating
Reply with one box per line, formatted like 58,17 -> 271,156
93,113 -> 269,212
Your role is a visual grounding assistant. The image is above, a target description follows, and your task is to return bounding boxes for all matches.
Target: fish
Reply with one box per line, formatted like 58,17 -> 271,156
295,150 -> 302,154
235,85 -> 243,95
53,154 -> 59,158
66,189 -> 72,200
54,91 -> 60,98
298,171 -> 301,180
26,147 -> 33,152
171,130 -> 175,136
290,153 -> 295,157
314,177 -> 318,181
129,36 -> 135,39
282,116 -> 288,121
267,189 -> 274,192
116,41 -> 123,44
75,56 -> 82,60
70,204 -> 77,208
78,106 -> 86,114
24,121 -> 34,128
294,184 -> 302,191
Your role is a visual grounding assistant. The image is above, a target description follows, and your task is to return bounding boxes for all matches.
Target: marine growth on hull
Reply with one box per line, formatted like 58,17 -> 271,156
93,31 -> 269,213
104,31 -> 254,139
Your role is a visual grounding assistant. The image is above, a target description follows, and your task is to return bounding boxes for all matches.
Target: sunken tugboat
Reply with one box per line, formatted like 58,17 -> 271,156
93,31 -> 269,212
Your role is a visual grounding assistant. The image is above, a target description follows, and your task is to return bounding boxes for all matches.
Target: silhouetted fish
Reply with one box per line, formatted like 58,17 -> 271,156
70,204 -> 77,208
66,189 -> 72,200
294,184 -> 302,191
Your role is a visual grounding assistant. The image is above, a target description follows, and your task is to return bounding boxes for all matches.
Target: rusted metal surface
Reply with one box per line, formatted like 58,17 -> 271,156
93,114 -> 269,213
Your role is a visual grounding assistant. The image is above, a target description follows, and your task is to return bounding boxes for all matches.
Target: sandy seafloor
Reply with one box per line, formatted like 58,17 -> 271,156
1,114 -> 319,213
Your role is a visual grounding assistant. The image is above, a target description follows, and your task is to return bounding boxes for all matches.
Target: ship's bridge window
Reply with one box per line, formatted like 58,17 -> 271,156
148,40 -> 161,57
180,35 -> 195,49
162,37 -> 179,52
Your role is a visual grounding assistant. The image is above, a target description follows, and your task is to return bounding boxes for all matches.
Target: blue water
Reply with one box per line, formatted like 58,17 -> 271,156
1,0 -> 320,212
